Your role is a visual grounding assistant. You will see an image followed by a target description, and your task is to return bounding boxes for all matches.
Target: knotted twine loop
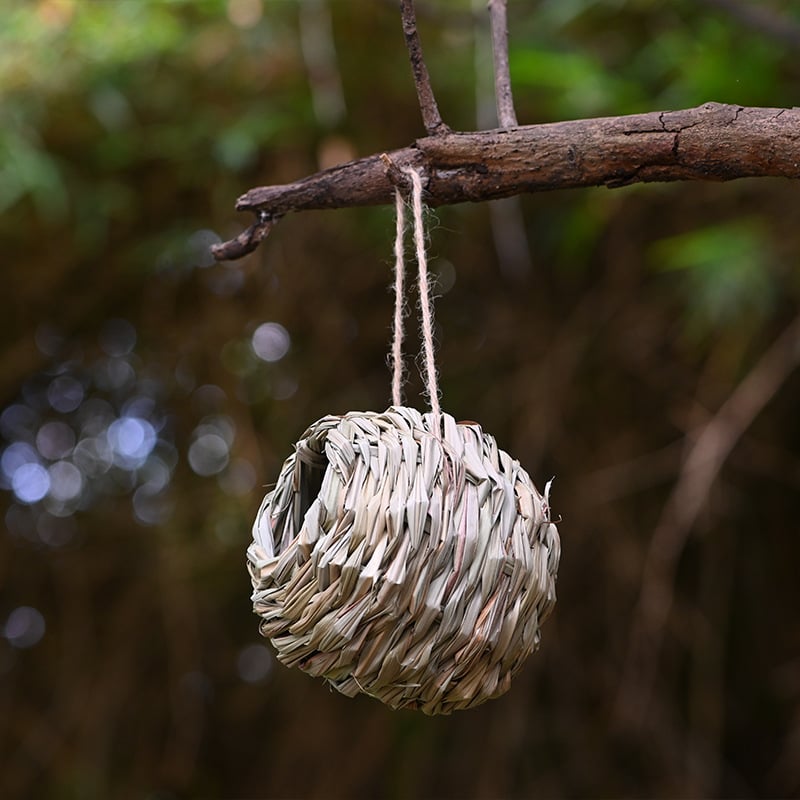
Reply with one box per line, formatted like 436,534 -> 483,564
247,166 -> 561,714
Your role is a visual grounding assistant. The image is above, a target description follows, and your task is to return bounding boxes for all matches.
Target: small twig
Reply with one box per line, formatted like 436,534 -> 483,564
488,0 -> 518,127
616,312 -> 800,729
399,0 -> 450,135
380,152 -> 410,190
210,214 -> 277,261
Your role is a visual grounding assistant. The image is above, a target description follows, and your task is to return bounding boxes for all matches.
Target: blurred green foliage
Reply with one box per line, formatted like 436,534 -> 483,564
2,1 -> 800,798
651,220 -> 776,336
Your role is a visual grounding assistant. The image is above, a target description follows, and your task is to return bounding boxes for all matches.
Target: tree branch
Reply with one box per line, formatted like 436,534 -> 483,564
400,0 -> 449,136
212,103 -> 800,261
488,0 -> 518,127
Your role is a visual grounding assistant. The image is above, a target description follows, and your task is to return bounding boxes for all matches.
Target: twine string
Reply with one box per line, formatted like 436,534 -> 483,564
391,187 -> 407,407
406,168 -> 442,420
390,167 -> 441,419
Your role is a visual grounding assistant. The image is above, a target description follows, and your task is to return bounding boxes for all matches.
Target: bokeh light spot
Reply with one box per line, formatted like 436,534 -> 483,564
47,375 -> 84,413
94,357 -> 136,391
138,456 -> 172,493
251,322 -> 290,363
22,375 -> 51,412
195,415 -> 236,446
73,436 -> 113,477
188,434 -> 229,477
227,0 -> 263,30
187,229 -> 222,269
0,404 -> 39,440
34,324 -> 65,357
236,644 -> 273,684
133,485 -> 173,526
36,512 -> 76,548
122,395 -> 156,422
11,463 -> 50,504
271,376 -> 298,401
107,417 -> 156,467
77,397 -> 115,436
36,420 -> 76,460
2,442 -> 39,481
48,460 -> 83,502
4,607 -> 46,649
99,318 -> 137,357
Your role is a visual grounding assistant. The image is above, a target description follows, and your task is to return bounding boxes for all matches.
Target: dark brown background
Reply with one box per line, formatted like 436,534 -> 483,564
2,1 -> 800,797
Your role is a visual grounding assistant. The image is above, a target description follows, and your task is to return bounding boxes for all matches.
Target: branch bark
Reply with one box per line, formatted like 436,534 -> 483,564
212,103 -> 800,261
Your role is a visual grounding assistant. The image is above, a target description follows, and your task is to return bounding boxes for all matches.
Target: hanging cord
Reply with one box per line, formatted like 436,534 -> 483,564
404,168 -> 441,419
391,186 -> 407,407
389,167 -> 441,420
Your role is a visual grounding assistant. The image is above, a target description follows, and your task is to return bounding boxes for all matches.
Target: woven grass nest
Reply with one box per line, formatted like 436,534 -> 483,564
247,406 -> 560,715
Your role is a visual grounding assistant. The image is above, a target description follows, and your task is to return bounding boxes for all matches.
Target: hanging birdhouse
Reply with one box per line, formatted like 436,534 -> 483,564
247,407 -> 559,714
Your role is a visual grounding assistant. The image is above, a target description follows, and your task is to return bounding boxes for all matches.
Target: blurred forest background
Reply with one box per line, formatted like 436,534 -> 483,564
2,0 -> 800,797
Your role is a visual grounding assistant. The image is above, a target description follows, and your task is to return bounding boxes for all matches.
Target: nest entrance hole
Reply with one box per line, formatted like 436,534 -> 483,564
280,443 -> 329,555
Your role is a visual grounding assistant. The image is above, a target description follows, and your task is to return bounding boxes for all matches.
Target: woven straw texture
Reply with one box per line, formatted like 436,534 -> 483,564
247,407 -> 560,715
